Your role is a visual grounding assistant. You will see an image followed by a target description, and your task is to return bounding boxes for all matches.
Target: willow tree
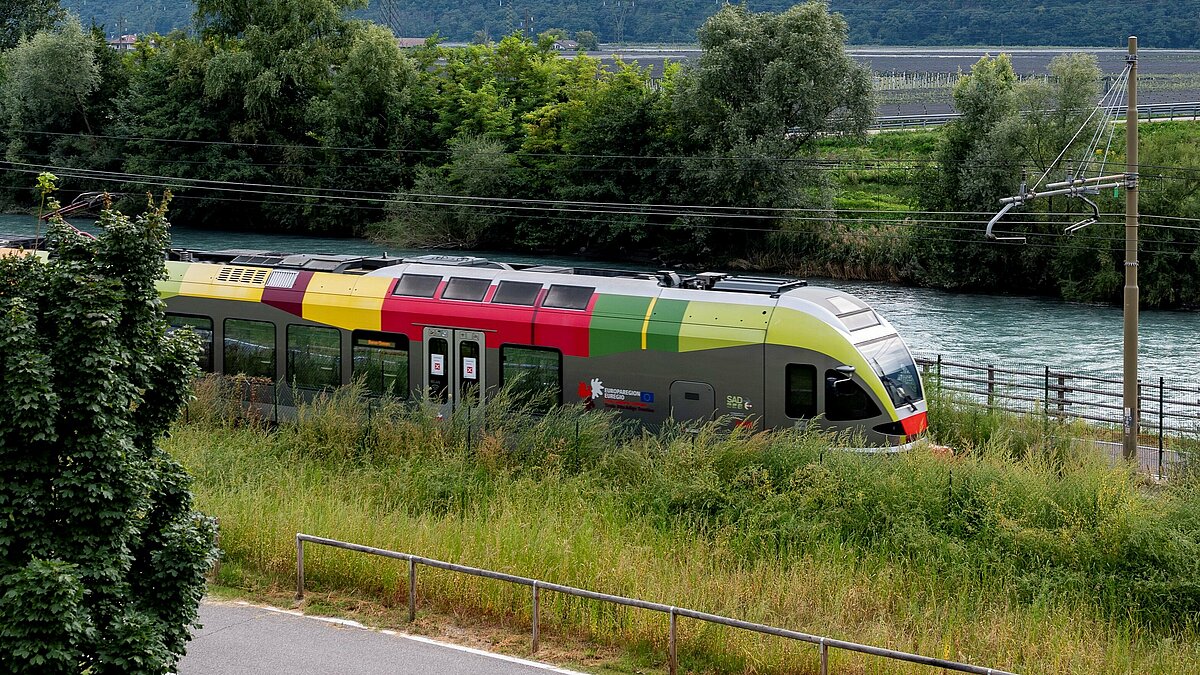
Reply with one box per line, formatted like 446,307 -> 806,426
0,183 -> 217,673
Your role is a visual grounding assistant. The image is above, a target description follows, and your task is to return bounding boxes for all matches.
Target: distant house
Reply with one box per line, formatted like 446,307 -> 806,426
396,37 -> 428,48
552,39 -> 579,51
107,34 -> 137,52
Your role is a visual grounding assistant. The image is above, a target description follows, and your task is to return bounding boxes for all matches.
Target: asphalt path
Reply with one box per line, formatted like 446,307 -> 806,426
177,601 -> 585,675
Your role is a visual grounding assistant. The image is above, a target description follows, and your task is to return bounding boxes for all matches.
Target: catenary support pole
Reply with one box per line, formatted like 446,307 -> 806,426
1123,36 -> 1140,462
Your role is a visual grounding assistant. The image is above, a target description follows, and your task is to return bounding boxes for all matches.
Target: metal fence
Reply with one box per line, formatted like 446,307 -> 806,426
872,100 -> 1200,129
916,355 -> 1200,477
294,533 -> 1018,675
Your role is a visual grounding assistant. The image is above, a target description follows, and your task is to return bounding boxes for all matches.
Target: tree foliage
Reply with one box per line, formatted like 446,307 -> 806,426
2,16 -> 99,153
0,0 -> 63,51
0,184 -> 219,673
675,2 -> 872,150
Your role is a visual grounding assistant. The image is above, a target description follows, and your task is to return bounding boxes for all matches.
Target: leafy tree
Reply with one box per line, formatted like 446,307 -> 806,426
574,30 -> 598,51
906,55 -> 1032,291
0,0 -> 63,50
0,181 -> 219,673
1016,53 -> 1103,180
378,135 -> 520,248
932,54 -> 1023,211
673,2 -> 874,151
1,16 -> 100,158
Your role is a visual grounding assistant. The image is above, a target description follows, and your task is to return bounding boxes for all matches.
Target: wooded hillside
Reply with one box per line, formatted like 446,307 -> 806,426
62,0 -> 1200,48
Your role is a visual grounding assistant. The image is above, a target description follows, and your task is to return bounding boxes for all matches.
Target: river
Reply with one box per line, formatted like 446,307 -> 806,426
3,213 -> 1197,383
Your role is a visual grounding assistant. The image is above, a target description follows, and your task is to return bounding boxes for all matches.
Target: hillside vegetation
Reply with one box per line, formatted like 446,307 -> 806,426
63,0 -> 1200,48
170,378 -> 1200,674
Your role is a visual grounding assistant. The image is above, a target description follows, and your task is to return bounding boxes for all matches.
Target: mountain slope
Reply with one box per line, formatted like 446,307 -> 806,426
60,0 -> 1200,48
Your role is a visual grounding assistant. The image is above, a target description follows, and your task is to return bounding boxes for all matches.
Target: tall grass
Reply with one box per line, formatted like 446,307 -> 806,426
169,378 -> 1200,674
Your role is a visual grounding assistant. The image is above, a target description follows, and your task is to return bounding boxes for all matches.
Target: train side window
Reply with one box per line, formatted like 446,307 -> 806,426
442,277 -> 490,302
785,364 -> 817,418
224,318 -> 275,379
541,285 -> 594,310
825,369 -> 882,421
352,331 -> 409,398
393,274 -> 442,298
491,281 -> 541,306
500,345 -> 562,410
287,325 -> 342,390
166,313 -> 213,372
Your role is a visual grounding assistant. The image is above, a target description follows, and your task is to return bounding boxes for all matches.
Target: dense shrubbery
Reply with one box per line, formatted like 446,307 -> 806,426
172,378 -> 1200,672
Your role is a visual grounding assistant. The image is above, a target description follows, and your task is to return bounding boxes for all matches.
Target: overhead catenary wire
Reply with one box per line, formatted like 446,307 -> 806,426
3,158 -> 1191,222
9,162 -> 1200,253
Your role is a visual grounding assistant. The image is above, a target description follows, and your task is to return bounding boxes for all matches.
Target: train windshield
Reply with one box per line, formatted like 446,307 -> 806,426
859,336 -> 923,408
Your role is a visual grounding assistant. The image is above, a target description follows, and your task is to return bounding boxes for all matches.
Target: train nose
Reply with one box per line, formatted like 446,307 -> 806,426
871,411 -> 929,448
899,411 -> 928,436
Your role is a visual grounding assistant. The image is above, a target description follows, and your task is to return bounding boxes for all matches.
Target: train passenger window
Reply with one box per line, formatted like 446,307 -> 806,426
785,364 -> 818,418
224,319 -> 275,379
491,281 -> 541,306
287,325 -> 342,390
825,369 -> 882,422
393,274 -> 442,298
166,314 -> 213,372
500,346 -> 562,409
442,277 -> 490,302
541,285 -> 594,310
352,331 -> 409,398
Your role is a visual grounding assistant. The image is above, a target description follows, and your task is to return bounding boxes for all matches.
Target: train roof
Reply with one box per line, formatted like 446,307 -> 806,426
161,249 -> 896,341
166,249 -> 814,298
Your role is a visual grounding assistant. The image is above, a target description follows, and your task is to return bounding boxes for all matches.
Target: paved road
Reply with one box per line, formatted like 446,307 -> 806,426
178,601 -> 584,675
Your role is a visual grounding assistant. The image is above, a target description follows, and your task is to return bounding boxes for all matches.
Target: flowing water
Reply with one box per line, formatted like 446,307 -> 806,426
3,214 -> 1198,383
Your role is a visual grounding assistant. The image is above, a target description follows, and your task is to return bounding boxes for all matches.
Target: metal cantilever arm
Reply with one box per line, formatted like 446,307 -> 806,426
985,202 -> 1026,243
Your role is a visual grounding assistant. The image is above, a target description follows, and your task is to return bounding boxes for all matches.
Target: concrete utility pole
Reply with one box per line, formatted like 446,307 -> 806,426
985,36 -> 1141,461
1122,36 -> 1139,461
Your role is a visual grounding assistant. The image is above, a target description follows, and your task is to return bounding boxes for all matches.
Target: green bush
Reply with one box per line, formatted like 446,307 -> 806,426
0,192 -> 218,673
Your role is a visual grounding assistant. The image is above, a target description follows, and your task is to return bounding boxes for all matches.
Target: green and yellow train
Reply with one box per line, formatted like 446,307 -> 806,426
154,249 -> 927,447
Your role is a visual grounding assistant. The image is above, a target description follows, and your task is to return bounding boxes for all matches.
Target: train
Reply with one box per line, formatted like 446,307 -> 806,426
152,247 -> 928,448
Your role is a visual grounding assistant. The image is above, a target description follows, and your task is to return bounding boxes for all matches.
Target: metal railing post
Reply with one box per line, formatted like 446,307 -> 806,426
296,535 -> 305,600
1159,376 -> 1165,480
1044,367 -> 1050,415
1057,375 -> 1066,415
668,608 -> 678,675
987,365 -> 995,408
820,637 -> 829,675
408,559 -> 417,622
532,581 -> 540,653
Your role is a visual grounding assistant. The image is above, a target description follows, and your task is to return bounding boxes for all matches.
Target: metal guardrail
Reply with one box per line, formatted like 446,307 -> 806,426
873,101 -> 1200,129
294,533 -> 1019,675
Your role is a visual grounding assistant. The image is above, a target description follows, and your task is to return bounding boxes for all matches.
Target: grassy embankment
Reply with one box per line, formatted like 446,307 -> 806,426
169,379 -> 1200,674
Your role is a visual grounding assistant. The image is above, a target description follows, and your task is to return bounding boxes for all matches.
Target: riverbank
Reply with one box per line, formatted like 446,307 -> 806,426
169,381 -> 1200,674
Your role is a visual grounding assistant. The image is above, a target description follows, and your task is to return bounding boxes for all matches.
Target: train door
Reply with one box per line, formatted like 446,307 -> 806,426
422,327 -> 486,418
670,381 -> 715,429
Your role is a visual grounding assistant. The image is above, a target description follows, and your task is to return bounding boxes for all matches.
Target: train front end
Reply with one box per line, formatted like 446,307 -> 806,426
768,287 -> 928,450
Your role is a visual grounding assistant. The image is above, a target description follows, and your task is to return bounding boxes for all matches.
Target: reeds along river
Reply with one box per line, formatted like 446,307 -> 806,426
3,214 -> 1199,385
